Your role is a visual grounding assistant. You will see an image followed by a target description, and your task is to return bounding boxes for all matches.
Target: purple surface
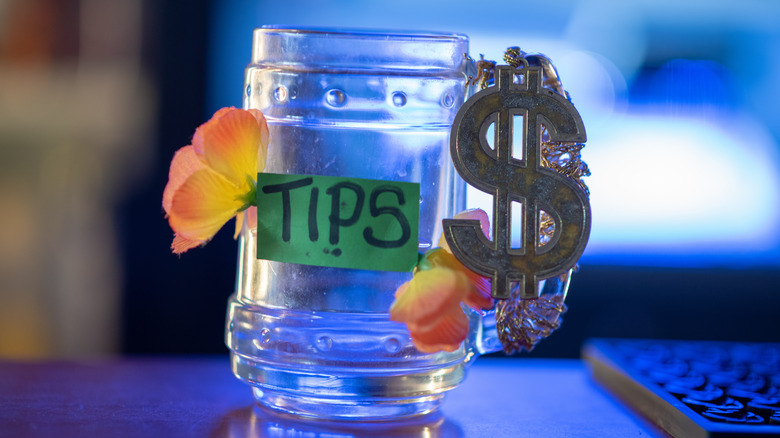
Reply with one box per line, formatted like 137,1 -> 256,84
0,357 -> 663,437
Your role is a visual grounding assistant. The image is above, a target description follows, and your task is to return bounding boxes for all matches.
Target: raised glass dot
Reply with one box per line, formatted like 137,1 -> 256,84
259,328 -> 271,343
391,91 -> 407,107
245,84 -> 251,97
385,337 -> 401,353
316,336 -> 333,352
325,89 -> 346,107
288,85 -> 298,100
273,85 -> 288,103
252,329 -> 271,349
442,94 -> 455,108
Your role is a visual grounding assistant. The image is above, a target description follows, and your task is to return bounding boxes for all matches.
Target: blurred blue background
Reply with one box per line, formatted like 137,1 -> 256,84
208,0 -> 780,269
1,0 -> 778,358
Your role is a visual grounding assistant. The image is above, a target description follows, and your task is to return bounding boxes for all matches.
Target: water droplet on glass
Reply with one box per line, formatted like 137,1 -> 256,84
274,86 -> 288,103
245,84 -> 251,97
391,91 -> 407,107
385,337 -> 400,353
442,93 -> 454,107
325,89 -> 346,107
316,336 -> 333,352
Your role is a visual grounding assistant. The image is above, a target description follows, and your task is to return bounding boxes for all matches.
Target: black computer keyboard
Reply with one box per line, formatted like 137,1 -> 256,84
583,338 -> 780,437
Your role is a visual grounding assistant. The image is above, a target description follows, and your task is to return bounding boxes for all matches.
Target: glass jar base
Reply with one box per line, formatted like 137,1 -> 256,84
252,387 -> 444,421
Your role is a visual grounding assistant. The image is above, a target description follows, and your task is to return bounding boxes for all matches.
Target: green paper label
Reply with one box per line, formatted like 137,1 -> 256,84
256,173 -> 420,272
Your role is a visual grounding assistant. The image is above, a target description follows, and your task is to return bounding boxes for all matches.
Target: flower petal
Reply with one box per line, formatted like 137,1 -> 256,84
409,310 -> 469,353
171,234 -> 202,254
246,109 -> 269,172
233,206 -> 257,239
192,107 -> 232,150
390,268 -> 471,325
233,211 -> 245,240
438,208 -> 490,250
162,146 -> 205,214
245,206 -> 257,232
463,275 -> 493,310
163,107 -> 270,254
193,108 -> 263,189
426,249 -> 493,310
394,280 -> 409,299
167,168 -> 244,243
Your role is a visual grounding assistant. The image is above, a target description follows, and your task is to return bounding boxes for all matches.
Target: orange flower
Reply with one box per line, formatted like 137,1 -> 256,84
425,249 -> 492,310
390,209 -> 493,353
390,268 -> 473,353
162,107 -> 269,254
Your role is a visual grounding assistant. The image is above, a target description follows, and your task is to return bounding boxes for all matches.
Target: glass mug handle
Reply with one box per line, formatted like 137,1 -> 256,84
468,308 -> 501,358
466,269 -> 573,359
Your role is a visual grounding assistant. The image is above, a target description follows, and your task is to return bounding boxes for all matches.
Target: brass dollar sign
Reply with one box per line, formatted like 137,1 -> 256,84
443,65 -> 591,300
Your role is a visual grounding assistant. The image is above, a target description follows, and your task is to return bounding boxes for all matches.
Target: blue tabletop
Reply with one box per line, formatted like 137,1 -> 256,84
0,357 -> 665,437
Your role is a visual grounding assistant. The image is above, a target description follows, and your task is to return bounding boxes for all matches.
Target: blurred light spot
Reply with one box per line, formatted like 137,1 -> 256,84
583,113 -> 780,265
468,113 -> 780,267
557,51 -> 628,127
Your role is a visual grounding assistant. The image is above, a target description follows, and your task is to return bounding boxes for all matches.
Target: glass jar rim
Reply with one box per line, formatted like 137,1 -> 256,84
252,25 -> 470,73
257,25 -> 468,42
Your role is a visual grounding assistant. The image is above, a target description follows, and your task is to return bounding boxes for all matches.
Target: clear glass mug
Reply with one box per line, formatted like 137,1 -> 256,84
225,27 -> 569,420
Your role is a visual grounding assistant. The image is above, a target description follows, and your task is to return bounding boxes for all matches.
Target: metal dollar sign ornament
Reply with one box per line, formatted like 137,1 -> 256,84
443,63 -> 591,300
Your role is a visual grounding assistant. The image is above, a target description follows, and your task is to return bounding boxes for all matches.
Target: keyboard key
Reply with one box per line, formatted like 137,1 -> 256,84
701,408 -> 763,424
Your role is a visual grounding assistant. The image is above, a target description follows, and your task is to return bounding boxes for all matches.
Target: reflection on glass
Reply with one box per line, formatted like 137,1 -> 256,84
212,404 -> 464,438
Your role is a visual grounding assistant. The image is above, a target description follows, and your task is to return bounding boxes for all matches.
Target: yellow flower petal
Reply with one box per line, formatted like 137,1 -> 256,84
163,107 -> 269,254
426,248 -> 493,310
193,108 -> 263,190
167,168 -> 245,245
